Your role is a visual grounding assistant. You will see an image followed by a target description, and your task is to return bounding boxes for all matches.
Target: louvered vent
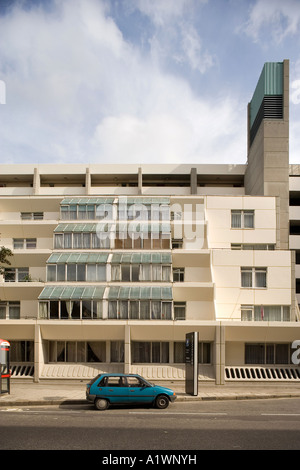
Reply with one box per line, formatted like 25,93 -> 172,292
250,95 -> 283,145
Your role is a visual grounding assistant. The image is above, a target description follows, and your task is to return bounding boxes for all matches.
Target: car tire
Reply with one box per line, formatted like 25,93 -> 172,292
155,395 -> 169,409
94,398 -> 109,410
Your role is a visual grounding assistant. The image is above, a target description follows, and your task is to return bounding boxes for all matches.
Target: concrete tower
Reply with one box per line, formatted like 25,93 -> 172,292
245,60 -> 290,250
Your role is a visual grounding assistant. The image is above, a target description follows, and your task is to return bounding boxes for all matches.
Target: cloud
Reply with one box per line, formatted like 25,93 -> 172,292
244,0 -> 300,43
127,0 -> 200,27
0,0 -> 246,165
291,80 -> 300,105
125,0 -> 214,75
91,86 -> 246,164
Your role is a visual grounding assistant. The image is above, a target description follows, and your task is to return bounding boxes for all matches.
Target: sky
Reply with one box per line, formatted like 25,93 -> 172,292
0,0 -> 300,166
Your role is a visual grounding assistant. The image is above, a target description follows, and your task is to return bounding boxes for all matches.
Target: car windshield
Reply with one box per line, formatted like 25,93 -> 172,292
141,378 -> 154,387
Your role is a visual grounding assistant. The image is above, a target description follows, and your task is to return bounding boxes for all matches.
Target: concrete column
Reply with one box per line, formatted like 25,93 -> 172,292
190,168 -> 197,195
33,167 -> 40,195
85,167 -> 91,195
34,324 -> 43,382
138,167 -> 142,195
106,342 -> 111,364
124,325 -> 131,374
291,250 -> 297,321
215,323 -> 225,385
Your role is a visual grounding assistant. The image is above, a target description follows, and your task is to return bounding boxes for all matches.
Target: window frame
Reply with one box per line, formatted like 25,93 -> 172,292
241,305 -> 290,322
231,210 -> 254,229
173,267 -> 185,282
241,267 -> 267,288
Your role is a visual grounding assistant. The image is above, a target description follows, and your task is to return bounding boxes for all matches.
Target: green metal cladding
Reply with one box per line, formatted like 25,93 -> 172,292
250,62 -> 283,127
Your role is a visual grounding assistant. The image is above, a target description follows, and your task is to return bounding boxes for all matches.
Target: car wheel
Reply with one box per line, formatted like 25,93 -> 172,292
155,395 -> 169,409
94,398 -> 109,410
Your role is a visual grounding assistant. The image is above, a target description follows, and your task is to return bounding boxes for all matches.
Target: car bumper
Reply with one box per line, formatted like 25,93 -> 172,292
86,392 -> 96,402
169,394 -> 177,403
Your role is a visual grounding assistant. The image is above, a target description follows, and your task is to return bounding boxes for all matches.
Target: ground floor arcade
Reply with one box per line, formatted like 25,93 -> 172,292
1,320 -> 300,384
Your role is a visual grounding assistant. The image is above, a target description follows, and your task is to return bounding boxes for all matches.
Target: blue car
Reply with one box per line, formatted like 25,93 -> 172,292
86,373 -> 177,410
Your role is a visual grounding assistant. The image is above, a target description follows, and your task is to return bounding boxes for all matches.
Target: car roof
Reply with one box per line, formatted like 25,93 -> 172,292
99,373 -> 140,377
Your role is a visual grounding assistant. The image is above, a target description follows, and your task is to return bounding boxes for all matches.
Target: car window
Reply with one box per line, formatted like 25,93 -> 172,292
99,376 -> 125,387
127,377 -> 143,387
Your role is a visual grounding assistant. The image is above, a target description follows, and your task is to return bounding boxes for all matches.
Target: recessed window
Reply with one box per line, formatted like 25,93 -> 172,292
132,342 -> 169,363
241,267 -> 267,288
245,343 -> 292,365
0,301 -> 20,319
4,267 -> 29,282
172,238 -> 183,249
13,238 -> 37,249
173,268 -> 185,282
241,305 -> 290,321
21,212 -> 43,220
231,210 -> 254,228
174,302 -> 186,320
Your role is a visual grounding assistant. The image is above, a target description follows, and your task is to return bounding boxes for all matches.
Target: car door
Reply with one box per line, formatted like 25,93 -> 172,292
96,375 -> 128,405
126,376 -> 155,404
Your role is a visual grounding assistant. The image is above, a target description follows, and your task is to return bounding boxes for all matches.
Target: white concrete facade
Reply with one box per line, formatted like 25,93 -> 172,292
0,163 -> 299,384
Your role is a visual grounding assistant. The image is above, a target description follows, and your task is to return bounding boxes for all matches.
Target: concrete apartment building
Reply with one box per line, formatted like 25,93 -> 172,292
1,59 -> 300,384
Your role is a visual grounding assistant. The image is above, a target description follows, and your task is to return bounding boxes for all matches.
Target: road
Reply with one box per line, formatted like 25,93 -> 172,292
0,398 -> 300,451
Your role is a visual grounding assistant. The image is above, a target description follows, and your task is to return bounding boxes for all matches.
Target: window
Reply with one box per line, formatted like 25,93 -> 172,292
231,210 -> 254,228
245,343 -> 293,365
172,239 -> 183,249
10,341 -> 34,362
110,341 -> 124,363
174,302 -> 186,320
54,232 -> 110,249
107,300 -> 173,320
48,341 -> 106,363
60,203 -> 113,220
47,264 -> 106,282
111,263 -> 171,282
241,306 -> 254,321
21,212 -> 43,220
231,244 -> 275,250
241,267 -> 267,288
171,211 -> 182,220
115,232 -> 171,250
0,301 -> 20,319
241,305 -> 290,321
173,268 -> 184,282
4,267 -> 29,282
173,342 -> 211,363
13,238 -> 36,249
39,300 -> 103,320
132,342 -> 169,363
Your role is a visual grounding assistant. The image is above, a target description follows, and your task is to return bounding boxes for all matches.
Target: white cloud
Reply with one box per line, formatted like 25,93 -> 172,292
0,0 -> 246,165
244,0 -> 300,43
291,80 -> 300,105
128,0 -> 199,27
125,0 -> 214,75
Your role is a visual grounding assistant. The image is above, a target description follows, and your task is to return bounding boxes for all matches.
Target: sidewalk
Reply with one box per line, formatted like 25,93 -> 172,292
1,380 -> 300,407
